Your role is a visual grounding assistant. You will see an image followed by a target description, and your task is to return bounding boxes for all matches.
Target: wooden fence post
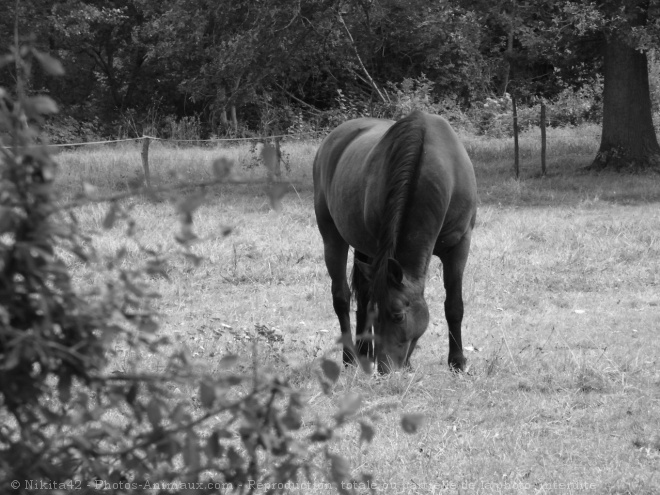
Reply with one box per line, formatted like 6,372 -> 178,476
274,137 -> 282,179
540,101 -> 547,176
141,136 -> 151,189
512,94 -> 520,179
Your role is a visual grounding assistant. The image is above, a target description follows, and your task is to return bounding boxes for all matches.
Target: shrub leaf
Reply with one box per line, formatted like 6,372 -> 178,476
401,413 -> 425,434
199,381 -> 216,409
146,399 -> 162,428
103,202 -> 118,229
328,453 -> 351,494
32,49 -> 65,75
321,358 -> 341,383
266,183 -> 289,212
218,354 -> 239,369
359,421 -> 375,445
212,157 -> 235,181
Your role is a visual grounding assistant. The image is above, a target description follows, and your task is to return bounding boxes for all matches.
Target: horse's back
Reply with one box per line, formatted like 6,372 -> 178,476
314,111 -> 476,254
313,117 -> 391,191
313,117 -> 394,252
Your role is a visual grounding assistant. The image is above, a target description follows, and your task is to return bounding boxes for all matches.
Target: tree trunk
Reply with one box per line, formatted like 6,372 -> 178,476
218,86 -> 228,129
499,8 -> 515,96
122,48 -> 146,110
591,36 -> 660,171
540,101 -> 547,176
230,105 -> 238,133
512,94 -> 519,179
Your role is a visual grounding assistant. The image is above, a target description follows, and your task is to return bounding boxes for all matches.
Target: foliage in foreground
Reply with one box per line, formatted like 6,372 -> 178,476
0,46 -> 400,494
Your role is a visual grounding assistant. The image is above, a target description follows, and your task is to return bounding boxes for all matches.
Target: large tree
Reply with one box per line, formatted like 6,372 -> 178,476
528,0 -> 660,170
588,1 -> 660,170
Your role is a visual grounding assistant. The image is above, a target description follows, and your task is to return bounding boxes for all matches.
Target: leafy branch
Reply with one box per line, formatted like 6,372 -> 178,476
1,40 -> 384,495
337,12 -> 390,105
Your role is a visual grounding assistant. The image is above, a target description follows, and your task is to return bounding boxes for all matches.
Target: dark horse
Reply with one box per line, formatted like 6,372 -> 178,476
313,110 -> 477,373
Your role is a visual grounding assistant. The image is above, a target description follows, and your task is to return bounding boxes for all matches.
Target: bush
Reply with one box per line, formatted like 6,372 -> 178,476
464,75 -> 603,138
384,75 -> 438,119
165,114 -> 204,141
43,114 -> 103,144
547,76 -> 603,127
1,44 -> 378,494
318,75 -> 476,134
467,94 -> 535,138
470,94 -> 515,137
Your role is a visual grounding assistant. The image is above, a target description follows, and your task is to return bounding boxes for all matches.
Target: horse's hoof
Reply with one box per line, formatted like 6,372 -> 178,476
448,355 -> 466,372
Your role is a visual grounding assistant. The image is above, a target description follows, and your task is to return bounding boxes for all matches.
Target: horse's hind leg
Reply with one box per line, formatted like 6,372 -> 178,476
353,251 -> 373,360
437,232 -> 472,371
318,219 -> 354,366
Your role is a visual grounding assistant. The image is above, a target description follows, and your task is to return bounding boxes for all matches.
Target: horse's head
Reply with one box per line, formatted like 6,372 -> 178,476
356,257 -> 429,373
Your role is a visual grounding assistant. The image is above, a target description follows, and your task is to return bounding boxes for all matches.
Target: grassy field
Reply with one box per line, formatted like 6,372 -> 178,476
55,125 -> 660,494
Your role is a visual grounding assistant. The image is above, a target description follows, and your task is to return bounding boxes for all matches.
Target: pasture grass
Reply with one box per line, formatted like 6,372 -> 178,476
55,126 -> 660,494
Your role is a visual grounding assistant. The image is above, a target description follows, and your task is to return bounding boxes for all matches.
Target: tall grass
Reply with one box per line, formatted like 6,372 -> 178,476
54,139 -> 321,199
460,123 -> 601,164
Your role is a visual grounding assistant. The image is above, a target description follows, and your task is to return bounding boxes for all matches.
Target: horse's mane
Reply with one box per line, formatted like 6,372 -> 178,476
371,110 -> 426,306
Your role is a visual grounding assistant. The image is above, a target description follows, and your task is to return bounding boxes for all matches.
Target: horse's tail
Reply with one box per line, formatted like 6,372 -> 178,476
372,111 -> 426,301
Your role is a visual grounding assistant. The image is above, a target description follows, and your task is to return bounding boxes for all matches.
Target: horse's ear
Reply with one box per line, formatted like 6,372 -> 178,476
387,258 -> 404,285
355,259 -> 374,282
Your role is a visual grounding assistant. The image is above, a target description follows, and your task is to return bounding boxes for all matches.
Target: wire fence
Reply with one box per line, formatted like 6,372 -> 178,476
136,131 -> 320,188
46,137 -> 140,147
4,130 -> 324,189
45,130 -> 322,148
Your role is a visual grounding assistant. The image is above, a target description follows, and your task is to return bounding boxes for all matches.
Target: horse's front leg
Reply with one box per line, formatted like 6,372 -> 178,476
331,276 -> 353,366
353,251 -> 373,361
320,227 -> 354,366
438,232 -> 472,371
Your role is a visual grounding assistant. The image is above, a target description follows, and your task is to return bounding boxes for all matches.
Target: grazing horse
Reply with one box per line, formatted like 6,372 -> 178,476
313,110 -> 477,373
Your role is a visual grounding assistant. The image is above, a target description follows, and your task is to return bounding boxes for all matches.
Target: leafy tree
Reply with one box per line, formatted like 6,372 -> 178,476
338,0 -> 491,104
2,0 -> 176,136
47,0 -> 159,113
143,0 -> 347,133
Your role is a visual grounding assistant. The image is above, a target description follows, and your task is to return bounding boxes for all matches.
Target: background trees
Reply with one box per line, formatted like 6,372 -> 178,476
2,0 -> 659,169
